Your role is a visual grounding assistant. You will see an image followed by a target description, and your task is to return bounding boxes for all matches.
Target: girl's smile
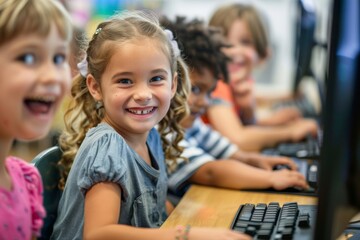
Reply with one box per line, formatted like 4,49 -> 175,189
126,106 -> 158,121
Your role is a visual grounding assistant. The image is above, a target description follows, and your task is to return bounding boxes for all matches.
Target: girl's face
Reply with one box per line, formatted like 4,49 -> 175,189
0,25 -> 71,141
222,18 -> 259,84
181,68 -> 216,129
88,39 -> 177,136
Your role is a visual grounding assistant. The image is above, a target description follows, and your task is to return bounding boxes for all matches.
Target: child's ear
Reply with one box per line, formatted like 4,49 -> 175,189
260,47 -> 272,64
86,74 -> 102,101
266,47 -> 272,59
171,72 -> 178,98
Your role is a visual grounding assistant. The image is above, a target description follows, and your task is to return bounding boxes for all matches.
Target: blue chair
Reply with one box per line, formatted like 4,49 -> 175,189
32,146 -> 63,240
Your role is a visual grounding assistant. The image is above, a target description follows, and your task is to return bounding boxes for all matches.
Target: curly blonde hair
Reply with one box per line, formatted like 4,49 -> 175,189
58,11 -> 190,188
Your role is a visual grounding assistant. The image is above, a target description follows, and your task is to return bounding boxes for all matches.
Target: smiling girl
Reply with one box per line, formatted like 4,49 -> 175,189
0,0 -> 72,239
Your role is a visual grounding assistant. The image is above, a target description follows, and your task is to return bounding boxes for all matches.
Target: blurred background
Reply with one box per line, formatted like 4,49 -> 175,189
11,0 -> 331,161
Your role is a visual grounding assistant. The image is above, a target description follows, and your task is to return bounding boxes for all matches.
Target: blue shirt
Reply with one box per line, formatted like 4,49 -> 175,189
51,123 -> 168,240
167,118 -> 238,196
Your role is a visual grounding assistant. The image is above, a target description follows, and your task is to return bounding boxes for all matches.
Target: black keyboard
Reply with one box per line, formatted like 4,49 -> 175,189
230,202 -> 317,239
262,135 -> 321,160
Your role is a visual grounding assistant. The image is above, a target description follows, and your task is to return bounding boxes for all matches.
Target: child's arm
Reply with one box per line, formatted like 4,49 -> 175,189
166,199 -> 175,215
231,78 -> 257,125
83,182 -> 250,240
206,104 -> 318,151
257,107 -> 302,126
229,150 -> 298,171
189,160 -> 309,191
229,78 -> 302,126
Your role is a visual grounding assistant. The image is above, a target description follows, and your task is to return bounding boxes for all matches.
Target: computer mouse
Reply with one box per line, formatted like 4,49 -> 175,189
296,149 -> 309,158
273,164 -> 292,171
307,164 -> 318,188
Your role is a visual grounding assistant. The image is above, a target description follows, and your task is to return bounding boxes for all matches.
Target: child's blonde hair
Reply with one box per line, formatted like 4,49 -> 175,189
209,3 -> 269,60
58,11 -> 190,188
0,0 -> 73,45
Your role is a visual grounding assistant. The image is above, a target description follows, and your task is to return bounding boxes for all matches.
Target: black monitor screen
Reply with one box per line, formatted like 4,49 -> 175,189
293,0 -> 316,94
314,0 -> 360,239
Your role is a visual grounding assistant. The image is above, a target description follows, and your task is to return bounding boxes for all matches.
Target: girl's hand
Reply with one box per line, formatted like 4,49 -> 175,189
287,119 -> 318,142
268,107 -> 302,126
246,154 -> 298,171
189,227 -> 251,240
257,107 -> 302,126
231,78 -> 255,110
270,169 -> 309,190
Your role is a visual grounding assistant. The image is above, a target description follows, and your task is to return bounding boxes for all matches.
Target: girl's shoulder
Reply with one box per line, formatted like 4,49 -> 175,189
5,156 -> 46,236
211,80 -> 233,102
87,122 -> 123,141
87,123 -> 160,147
6,156 -> 42,186
83,123 -> 127,155
82,124 -> 161,160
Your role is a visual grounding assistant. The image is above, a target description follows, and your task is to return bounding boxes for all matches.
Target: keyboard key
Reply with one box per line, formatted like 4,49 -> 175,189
238,204 -> 254,221
298,213 -> 311,228
257,229 -> 272,239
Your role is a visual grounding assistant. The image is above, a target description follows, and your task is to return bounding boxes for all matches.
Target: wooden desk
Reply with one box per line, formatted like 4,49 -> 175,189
162,185 -> 317,228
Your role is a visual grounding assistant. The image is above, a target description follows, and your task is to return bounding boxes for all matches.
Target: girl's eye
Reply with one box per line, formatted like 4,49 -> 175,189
240,39 -> 253,46
118,79 -> 132,84
54,54 -> 66,65
191,85 -> 201,95
18,53 -> 36,65
150,76 -> 164,82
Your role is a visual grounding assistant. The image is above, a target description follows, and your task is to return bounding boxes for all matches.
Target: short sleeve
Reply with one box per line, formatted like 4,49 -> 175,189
18,160 -> 46,237
77,130 -> 128,195
211,80 -> 234,104
201,81 -> 235,124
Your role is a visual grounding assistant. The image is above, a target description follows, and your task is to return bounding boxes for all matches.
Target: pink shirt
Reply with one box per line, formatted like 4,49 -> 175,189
0,157 -> 45,239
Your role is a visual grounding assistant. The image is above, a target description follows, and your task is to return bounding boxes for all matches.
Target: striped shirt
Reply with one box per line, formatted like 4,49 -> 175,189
167,118 -> 238,196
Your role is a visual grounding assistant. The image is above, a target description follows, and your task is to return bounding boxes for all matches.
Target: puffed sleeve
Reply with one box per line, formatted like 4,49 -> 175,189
18,159 -> 46,237
77,130 -> 128,196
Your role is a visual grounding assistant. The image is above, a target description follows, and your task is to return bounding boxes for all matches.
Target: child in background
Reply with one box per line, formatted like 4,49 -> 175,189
161,16 -> 309,200
0,0 -> 73,239
209,3 -> 301,126
52,11 -> 250,240
204,3 -> 319,151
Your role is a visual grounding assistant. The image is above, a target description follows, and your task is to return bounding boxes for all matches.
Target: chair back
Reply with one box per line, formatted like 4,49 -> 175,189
32,146 -> 63,240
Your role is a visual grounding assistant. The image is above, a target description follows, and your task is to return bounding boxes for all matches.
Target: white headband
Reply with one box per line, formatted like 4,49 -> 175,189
164,29 -> 180,58
77,57 -> 88,78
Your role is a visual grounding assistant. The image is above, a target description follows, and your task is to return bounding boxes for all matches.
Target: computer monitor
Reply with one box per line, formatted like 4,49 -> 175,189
314,0 -> 360,239
293,0 -> 316,94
